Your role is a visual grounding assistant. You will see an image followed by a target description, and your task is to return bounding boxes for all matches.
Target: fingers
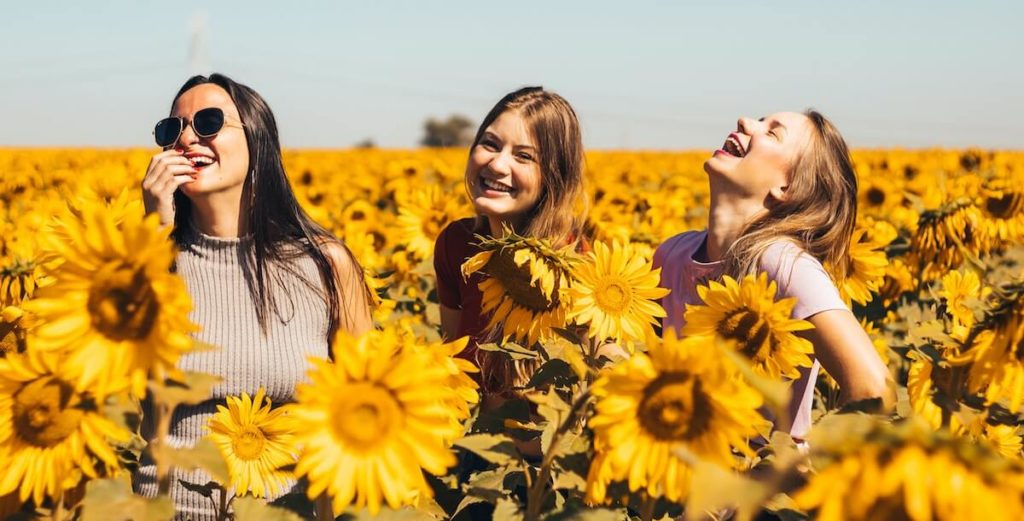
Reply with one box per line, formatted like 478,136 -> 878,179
153,167 -> 197,195
144,150 -> 194,184
143,157 -> 196,191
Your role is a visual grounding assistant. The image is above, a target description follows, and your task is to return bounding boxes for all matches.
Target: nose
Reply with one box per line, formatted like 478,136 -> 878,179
487,150 -> 513,176
737,117 -> 755,134
177,119 -> 200,148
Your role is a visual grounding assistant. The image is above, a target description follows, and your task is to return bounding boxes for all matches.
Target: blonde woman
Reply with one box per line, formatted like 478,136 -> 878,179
654,111 -> 892,439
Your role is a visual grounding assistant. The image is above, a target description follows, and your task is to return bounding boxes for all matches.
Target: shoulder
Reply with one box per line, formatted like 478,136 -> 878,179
653,229 -> 706,268
759,240 -> 846,319
318,238 -> 361,278
438,217 -> 478,242
435,217 -> 480,263
758,240 -> 828,279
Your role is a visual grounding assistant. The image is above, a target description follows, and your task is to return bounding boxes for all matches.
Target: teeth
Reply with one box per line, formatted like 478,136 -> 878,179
190,156 -> 215,166
482,178 -> 513,193
724,136 -> 745,157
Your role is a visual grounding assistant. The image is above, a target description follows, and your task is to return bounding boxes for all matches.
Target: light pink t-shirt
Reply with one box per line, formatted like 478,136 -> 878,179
652,230 -> 848,438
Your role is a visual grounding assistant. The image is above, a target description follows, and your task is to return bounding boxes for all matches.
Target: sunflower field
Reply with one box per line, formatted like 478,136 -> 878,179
2,147 -> 1024,520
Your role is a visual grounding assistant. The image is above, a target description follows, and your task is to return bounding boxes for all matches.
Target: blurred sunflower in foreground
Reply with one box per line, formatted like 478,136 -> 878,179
0,350 -> 130,506
794,415 -> 1024,521
22,202 -> 197,398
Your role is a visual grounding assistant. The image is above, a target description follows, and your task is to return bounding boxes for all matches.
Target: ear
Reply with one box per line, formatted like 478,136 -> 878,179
767,185 -> 789,205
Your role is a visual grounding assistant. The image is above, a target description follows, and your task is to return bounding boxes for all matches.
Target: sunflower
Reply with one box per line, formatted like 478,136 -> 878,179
879,257 -> 916,307
567,240 -> 669,350
291,328 -> 462,516
206,388 -> 297,499
956,284 -> 1024,412
977,177 -> 1024,249
938,269 -> 985,331
585,332 -> 766,504
909,200 -> 984,282
0,350 -> 130,505
22,203 -> 197,397
794,417 -> 1024,521
395,185 -> 465,260
831,225 -> 889,306
683,273 -> 815,380
462,231 -> 578,347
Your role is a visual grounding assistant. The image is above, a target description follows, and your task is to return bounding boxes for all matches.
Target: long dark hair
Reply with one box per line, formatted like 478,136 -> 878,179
169,73 -> 368,336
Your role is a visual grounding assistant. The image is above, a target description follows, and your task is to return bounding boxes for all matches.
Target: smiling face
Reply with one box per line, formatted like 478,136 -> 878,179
170,83 -> 249,199
704,111 -> 814,199
465,110 -> 544,229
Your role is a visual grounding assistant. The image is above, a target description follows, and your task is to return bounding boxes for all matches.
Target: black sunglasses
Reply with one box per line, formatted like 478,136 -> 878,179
153,107 -> 242,147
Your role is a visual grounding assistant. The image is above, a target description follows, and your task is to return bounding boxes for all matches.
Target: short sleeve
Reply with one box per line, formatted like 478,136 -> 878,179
759,241 -> 847,320
433,224 -> 463,309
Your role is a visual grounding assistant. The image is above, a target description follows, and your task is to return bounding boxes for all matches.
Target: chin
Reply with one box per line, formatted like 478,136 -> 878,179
703,158 -> 725,177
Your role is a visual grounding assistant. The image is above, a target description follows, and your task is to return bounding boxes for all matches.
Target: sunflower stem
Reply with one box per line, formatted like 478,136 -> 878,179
524,387 -> 591,521
154,398 -> 174,496
216,486 -> 229,521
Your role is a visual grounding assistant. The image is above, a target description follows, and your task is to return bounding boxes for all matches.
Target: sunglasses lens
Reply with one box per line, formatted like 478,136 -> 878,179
193,108 -> 225,137
154,118 -> 182,147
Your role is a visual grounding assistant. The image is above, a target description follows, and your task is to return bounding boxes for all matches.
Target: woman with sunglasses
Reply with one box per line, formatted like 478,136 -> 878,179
134,74 -> 373,519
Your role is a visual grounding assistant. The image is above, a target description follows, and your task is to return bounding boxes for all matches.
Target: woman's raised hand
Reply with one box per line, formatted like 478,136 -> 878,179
141,150 -> 196,226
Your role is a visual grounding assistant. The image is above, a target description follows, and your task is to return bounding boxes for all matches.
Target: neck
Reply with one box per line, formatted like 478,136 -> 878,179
705,185 -> 766,262
188,188 -> 250,238
487,215 -> 523,238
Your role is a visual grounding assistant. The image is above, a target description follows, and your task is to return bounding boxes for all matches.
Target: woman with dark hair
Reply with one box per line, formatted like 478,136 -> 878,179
134,74 -> 373,518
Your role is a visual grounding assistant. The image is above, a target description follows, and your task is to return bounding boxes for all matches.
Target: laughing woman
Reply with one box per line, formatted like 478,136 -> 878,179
134,74 -> 373,519
653,111 -> 893,439
433,86 -> 589,394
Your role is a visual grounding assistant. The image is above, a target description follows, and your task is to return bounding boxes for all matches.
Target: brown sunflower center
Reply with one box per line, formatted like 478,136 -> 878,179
88,261 -> 160,341
718,308 -> 771,360
595,279 -> 632,314
231,425 -> 268,460
330,383 -> 402,450
486,248 -> 559,311
866,187 -> 887,206
12,377 -> 84,447
637,373 -> 711,441
985,191 -> 1024,220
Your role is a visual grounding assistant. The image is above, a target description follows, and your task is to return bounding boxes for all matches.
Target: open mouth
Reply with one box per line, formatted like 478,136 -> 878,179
480,177 -> 515,195
186,153 -> 217,171
719,133 -> 747,158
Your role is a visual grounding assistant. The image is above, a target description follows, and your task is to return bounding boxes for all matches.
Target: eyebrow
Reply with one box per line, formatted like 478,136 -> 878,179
482,131 -> 538,151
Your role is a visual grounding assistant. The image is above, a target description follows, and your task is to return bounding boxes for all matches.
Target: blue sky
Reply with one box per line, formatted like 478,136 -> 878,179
1,1 -> 1021,149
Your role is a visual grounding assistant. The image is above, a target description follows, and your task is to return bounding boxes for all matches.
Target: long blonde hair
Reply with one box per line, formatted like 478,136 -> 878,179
721,110 -> 858,281
468,87 -> 589,393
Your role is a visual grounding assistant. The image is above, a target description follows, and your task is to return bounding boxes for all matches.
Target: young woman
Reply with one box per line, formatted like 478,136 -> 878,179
433,86 -> 588,393
653,111 -> 892,439
134,74 -> 373,519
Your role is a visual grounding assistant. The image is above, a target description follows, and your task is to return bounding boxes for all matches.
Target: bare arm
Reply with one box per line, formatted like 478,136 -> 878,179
439,303 -> 461,342
802,309 -> 894,410
323,241 -> 374,338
